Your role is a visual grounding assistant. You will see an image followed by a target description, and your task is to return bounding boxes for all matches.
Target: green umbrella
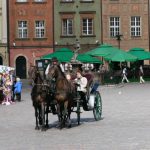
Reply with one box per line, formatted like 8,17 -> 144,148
86,43 -> 120,57
104,49 -> 138,62
41,48 -> 102,63
41,48 -> 74,62
77,54 -> 102,64
128,47 -> 150,60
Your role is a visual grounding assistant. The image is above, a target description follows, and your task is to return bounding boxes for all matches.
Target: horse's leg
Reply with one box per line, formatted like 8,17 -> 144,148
45,104 -> 49,128
64,101 -> 72,128
67,104 -> 72,128
34,106 -> 40,130
56,103 -> 63,129
38,106 -> 42,125
63,101 -> 69,127
41,103 -> 46,131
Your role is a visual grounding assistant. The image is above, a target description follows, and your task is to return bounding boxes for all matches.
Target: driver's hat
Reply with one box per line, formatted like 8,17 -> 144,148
51,57 -> 58,64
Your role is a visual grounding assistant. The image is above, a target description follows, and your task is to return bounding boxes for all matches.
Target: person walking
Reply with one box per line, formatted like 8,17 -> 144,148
121,67 -> 129,83
139,65 -> 145,83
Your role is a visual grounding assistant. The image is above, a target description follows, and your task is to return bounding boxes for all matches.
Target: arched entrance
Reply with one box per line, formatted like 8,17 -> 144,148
16,56 -> 27,79
0,56 -> 3,65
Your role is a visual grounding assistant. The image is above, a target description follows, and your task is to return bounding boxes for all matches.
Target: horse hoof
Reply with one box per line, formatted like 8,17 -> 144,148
67,120 -> 71,128
56,123 -> 63,129
35,126 -> 40,130
41,127 -> 47,131
45,124 -> 49,129
68,124 -> 71,128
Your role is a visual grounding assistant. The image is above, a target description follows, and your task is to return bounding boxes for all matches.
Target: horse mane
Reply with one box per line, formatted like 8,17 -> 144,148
56,64 -> 66,79
34,71 -> 43,84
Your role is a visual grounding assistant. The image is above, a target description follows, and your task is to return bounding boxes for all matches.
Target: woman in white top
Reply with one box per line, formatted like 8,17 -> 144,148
74,70 -> 87,93
74,69 -> 88,110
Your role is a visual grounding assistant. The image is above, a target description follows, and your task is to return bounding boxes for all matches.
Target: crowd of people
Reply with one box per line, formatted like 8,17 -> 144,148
0,70 -> 22,106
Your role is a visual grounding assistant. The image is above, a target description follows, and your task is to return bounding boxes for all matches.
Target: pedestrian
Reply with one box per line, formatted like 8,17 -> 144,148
139,65 -> 145,83
12,76 -> 16,101
14,77 -> 22,102
121,66 -> 129,83
2,74 -> 13,105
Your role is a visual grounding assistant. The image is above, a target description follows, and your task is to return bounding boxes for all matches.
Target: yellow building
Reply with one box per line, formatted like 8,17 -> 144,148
0,0 -> 8,65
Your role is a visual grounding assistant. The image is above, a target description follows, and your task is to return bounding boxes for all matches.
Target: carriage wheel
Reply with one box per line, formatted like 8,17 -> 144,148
76,99 -> 80,125
93,91 -> 102,121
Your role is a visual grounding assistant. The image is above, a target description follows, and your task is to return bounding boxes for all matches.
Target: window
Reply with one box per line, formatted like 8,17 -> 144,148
16,0 -> 27,2
80,0 -> 93,1
18,21 -> 28,38
61,0 -> 73,2
131,16 -> 141,37
35,21 -> 45,38
62,19 -> 73,36
34,0 -> 45,2
82,18 -> 93,35
109,17 -> 120,37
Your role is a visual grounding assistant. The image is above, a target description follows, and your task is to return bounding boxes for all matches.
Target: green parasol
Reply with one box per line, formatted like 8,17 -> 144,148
86,43 -> 120,57
128,47 -> 150,60
104,49 -> 138,62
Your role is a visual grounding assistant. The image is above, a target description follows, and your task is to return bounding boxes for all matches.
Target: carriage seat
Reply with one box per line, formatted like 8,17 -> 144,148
83,73 -> 94,92
84,73 -> 99,94
70,73 -> 94,92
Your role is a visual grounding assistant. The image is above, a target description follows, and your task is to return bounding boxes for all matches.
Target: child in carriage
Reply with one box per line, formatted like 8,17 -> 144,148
14,77 -> 22,102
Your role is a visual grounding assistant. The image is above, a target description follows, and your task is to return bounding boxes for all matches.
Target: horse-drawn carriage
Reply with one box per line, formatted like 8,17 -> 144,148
30,59 -> 102,130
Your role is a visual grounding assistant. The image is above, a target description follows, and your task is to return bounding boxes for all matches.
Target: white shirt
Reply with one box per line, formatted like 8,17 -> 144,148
75,76 -> 87,93
45,63 -> 65,75
140,66 -> 143,74
45,64 -> 50,75
122,68 -> 127,75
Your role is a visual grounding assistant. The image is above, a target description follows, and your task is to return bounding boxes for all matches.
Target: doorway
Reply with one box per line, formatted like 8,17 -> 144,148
0,56 -> 3,65
16,56 -> 27,79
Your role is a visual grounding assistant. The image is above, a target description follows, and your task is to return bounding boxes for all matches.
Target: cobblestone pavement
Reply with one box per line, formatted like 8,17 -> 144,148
0,82 -> 150,150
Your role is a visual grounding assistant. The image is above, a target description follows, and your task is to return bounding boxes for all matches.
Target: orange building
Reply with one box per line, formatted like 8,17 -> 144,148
102,0 -> 149,52
8,0 -> 54,78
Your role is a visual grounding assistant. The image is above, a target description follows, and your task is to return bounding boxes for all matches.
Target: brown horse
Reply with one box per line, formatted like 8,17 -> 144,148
30,66 -> 49,131
47,64 -> 75,128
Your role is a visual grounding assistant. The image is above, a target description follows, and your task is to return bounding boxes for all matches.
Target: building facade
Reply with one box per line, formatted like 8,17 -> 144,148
54,0 -> 102,53
0,0 -> 8,65
102,0 -> 149,52
8,0 -> 54,78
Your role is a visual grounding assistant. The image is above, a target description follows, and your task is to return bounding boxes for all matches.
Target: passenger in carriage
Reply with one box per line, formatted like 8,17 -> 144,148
74,69 -> 88,110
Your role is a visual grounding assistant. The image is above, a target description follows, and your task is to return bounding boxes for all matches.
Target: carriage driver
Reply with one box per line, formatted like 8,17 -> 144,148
74,69 -> 88,110
44,57 -> 65,115
45,57 -> 65,76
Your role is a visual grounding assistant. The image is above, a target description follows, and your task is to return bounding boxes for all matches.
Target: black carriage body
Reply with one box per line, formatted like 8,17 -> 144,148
35,59 -> 51,80
68,62 -> 102,124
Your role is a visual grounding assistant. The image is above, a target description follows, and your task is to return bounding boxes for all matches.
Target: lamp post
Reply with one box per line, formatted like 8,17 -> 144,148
116,34 -> 123,49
